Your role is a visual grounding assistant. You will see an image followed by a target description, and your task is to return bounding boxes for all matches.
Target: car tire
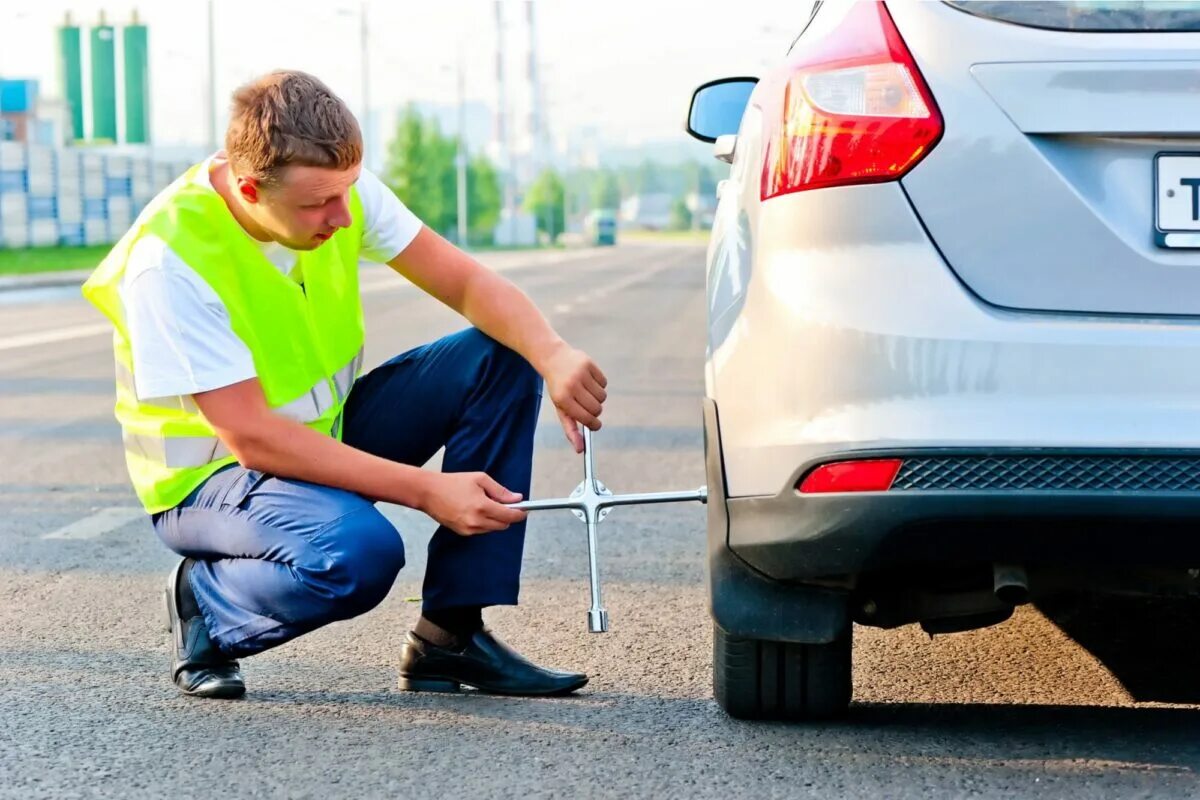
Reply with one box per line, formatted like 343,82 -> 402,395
713,623 -> 852,720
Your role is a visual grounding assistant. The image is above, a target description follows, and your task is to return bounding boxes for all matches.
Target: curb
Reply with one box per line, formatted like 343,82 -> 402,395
0,269 -> 93,292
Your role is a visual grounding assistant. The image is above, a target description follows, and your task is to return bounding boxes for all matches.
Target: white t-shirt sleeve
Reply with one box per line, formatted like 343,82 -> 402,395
356,167 -> 424,263
121,235 -> 258,400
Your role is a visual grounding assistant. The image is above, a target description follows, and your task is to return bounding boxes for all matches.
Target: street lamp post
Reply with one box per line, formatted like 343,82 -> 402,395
337,3 -> 372,167
360,1 -> 370,166
207,0 -> 218,152
436,59 -> 469,247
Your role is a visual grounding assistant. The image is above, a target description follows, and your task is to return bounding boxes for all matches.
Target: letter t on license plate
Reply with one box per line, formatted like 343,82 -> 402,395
1155,153 -> 1200,249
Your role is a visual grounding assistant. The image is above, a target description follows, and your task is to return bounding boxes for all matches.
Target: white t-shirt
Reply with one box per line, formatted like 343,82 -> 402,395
120,156 -> 423,401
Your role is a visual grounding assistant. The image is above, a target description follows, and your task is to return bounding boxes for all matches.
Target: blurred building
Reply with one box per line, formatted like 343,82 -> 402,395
0,14 -> 190,250
684,190 -> 718,229
493,209 -> 537,247
0,78 -> 65,146
59,15 -> 151,145
0,142 -> 198,249
619,192 -> 673,230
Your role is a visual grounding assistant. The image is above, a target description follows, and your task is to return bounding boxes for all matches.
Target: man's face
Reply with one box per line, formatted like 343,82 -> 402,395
243,163 -> 361,250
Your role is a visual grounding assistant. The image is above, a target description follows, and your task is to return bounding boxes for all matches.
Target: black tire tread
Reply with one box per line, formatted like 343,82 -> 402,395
713,623 -> 851,720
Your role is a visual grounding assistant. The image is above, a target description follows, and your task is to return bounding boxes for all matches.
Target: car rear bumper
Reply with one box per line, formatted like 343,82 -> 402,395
704,397 -> 1200,640
728,459 -> 1200,583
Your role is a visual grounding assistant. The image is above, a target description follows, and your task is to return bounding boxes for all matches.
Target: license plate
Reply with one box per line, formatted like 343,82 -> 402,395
1155,153 -> 1200,248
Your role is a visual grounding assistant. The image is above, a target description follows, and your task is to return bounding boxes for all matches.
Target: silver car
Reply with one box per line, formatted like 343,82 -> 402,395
686,0 -> 1200,719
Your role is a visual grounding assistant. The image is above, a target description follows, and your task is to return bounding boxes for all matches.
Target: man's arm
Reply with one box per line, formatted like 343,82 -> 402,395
388,226 -> 608,452
192,377 -> 526,535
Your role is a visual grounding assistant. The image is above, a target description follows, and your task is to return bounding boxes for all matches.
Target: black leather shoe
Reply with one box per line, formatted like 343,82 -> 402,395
398,629 -> 588,697
164,559 -> 245,699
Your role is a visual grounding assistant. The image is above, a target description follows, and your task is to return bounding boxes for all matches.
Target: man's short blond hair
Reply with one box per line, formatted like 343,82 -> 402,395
225,70 -> 362,187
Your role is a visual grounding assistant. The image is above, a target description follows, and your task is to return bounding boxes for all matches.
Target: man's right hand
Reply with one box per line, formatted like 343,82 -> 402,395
417,472 -> 528,536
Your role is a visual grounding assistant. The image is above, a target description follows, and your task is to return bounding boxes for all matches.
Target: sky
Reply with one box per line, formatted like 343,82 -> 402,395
0,0 -> 810,166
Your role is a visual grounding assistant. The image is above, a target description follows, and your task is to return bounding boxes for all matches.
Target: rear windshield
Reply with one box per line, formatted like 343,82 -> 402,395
944,1 -> 1200,31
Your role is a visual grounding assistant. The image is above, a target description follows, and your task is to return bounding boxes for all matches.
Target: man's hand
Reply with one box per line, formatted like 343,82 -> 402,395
542,343 -> 608,453
417,471 -> 528,536
387,227 -> 609,454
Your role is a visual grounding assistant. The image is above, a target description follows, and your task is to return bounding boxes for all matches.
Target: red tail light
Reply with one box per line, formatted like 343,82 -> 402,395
761,1 -> 942,201
797,459 -> 903,494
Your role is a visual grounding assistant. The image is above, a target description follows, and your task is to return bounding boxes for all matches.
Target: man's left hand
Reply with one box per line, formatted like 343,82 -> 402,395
543,344 -> 607,454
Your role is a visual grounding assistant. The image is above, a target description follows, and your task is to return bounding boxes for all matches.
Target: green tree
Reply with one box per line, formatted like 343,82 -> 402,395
383,105 -> 456,234
524,168 -> 566,243
466,155 -> 501,245
669,198 -> 693,231
383,105 -> 504,244
684,160 -> 716,197
634,159 -> 664,193
591,169 -> 622,210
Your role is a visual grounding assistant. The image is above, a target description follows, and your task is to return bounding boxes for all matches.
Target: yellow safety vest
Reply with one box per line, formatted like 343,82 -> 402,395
82,163 -> 366,514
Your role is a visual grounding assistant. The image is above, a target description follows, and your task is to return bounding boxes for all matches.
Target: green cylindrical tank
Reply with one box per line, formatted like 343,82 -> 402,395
59,25 -> 84,141
90,25 -> 117,141
123,24 -> 149,144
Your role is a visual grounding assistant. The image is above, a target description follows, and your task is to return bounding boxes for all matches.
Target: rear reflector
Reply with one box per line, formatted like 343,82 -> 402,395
797,459 -> 903,494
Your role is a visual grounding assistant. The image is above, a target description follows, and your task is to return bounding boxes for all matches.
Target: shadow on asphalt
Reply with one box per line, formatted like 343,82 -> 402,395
847,702 -> 1200,771
241,687 -> 1200,771
1038,593 -> 1200,704
6,644 -> 1200,773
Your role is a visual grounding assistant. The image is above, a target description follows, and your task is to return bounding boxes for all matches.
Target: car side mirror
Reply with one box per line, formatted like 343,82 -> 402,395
685,77 -> 758,143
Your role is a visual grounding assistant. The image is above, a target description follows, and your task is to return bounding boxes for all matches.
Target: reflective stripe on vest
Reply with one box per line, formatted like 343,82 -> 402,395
115,361 -> 200,415
266,347 -> 363,423
334,348 -> 364,402
276,377 -> 335,423
123,430 -> 231,469
116,348 -> 362,425
119,347 -> 363,470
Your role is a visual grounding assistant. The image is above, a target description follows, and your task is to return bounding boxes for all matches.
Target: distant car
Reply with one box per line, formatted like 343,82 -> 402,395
687,0 -> 1200,720
586,209 -> 618,246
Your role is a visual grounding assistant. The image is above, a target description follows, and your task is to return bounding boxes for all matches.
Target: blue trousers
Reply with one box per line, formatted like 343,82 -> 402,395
151,328 -> 543,658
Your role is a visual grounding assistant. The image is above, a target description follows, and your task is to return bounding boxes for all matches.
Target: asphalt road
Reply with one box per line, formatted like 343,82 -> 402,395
1,242 -> 1198,799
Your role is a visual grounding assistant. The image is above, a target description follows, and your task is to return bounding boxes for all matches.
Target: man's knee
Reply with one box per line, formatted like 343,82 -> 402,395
310,507 -> 405,618
460,328 -> 541,395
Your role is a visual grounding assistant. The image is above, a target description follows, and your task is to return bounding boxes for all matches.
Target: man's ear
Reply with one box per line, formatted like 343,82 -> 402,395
236,175 -> 261,204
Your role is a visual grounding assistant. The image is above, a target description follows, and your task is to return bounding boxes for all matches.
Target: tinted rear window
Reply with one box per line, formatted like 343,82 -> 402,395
944,1 -> 1200,31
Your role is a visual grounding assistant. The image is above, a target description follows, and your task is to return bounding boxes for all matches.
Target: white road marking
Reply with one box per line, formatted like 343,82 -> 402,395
553,258 -> 680,316
358,249 -> 600,296
0,322 -> 111,353
43,506 -> 145,540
